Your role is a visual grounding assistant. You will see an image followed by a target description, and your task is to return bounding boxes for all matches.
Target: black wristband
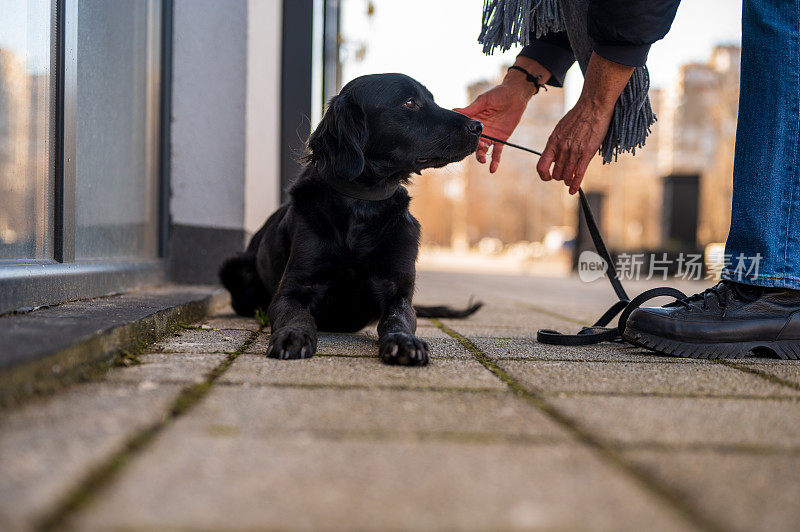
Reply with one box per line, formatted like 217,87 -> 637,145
507,65 -> 548,92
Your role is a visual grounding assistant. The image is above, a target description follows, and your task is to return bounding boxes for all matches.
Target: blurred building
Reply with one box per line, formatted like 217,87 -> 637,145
0,49 -> 50,259
412,44 -> 741,259
587,45 -> 741,255
580,88 -> 665,252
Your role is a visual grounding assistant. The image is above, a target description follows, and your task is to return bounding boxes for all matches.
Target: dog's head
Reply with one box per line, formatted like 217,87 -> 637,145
306,73 -> 482,184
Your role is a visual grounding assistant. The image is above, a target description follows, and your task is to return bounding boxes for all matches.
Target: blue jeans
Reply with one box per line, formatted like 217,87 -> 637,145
722,0 -> 800,289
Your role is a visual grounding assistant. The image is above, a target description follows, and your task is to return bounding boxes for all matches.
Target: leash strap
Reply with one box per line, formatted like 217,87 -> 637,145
477,134 -> 688,346
578,189 -> 627,301
536,188 -> 687,345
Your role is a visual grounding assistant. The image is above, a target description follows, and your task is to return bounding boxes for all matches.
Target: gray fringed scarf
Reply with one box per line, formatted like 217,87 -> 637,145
479,0 -> 655,163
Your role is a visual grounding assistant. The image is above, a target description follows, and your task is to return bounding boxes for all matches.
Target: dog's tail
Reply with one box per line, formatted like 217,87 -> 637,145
219,253 -> 269,317
413,300 -> 483,319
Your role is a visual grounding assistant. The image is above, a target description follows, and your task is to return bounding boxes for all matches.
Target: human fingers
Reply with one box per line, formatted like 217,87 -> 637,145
475,139 -> 489,164
537,138 -> 557,181
489,142 -> 504,173
453,96 -> 486,119
569,154 -> 593,195
559,143 -> 582,188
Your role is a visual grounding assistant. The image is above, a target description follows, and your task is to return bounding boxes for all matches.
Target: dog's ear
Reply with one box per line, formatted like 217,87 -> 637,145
307,94 -> 367,181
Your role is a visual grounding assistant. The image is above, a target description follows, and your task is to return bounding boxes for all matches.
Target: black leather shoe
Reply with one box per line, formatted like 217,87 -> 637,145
623,280 -> 800,359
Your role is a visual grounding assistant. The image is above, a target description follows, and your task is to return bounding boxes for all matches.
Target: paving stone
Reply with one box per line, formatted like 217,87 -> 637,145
245,332 -> 379,356
470,335 -> 785,364
243,331 -> 272,354
194,312 -> 261,331
105,353 -> 227,384
738,362 -> 800,387
72,436 -> 694,531
414,325 -> 451,338
245,331 -> 468,358
221,355 -> 506,390
502,360 -> 797,397
472,336 -> 709,363
313,332 -> 377,356
624,450 -> 800,532
246,332 -> 379,356
439,303 -> 555,327
0,382 -> 181,530
441,323 -> 541,338
423,338 -> 473,358
438,305 -> 568,334
181,386 -> 569,440
550,395 -> 800,447
153,328 -> 251,353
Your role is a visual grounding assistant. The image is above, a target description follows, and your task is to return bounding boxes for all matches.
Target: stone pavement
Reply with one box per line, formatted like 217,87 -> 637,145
2,271 -> 800,531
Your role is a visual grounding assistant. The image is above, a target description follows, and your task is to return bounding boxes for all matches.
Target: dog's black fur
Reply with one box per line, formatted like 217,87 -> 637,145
219,73 -> 483,366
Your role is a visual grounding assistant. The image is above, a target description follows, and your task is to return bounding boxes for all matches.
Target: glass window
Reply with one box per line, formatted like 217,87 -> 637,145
0,0 -> 53,261
75,0 -> 160,259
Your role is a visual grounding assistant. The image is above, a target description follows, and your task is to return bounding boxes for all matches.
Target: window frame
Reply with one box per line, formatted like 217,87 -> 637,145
0,0 -> 173,315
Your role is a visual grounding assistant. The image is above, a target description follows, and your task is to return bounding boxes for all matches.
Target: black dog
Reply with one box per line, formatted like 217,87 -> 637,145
220,73 -> 483,366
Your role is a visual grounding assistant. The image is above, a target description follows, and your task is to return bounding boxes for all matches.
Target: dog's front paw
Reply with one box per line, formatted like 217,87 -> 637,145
267,328 -> 317,360
380,333 -> 429,366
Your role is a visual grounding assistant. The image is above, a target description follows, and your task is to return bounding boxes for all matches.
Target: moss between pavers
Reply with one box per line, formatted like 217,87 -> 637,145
214,380 -> 503,395
220,354 -> 505,391
718,361 -> 800,393
34,327 -> 262,531
254,308 -> 269,328
431,318 -> 727,532
113,352 -> 142,367
623,449 -> 800,532
542,389 -> 800,402
501,359 -> 798,398
613,439 -> 800,457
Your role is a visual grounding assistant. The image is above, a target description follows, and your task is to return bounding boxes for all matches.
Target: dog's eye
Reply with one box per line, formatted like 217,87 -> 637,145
404,98 -> 417,109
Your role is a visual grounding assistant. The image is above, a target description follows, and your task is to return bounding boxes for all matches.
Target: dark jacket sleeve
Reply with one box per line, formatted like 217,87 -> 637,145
517,31 -> 575,87
588,0 -> 681,67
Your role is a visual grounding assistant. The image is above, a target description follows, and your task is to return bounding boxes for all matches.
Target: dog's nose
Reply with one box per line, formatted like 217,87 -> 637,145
467,119 -> 483,136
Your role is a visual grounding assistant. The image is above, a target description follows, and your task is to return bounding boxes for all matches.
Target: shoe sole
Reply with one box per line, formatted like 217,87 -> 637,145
624,327 -> 800,360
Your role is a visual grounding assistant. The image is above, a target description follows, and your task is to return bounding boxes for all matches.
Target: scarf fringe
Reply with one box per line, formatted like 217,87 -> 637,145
601,66 -> 656,163
478,0 -> 655,164
479,0 -> 564,54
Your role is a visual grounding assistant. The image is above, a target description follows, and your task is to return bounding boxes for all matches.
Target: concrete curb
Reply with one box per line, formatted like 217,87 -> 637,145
0,286 -> 229,406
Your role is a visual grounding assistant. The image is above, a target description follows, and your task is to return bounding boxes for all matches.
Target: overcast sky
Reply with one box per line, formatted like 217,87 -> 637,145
341,0 -> 743,109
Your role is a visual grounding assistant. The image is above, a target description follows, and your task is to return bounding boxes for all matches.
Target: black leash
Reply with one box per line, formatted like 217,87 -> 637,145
480,134 -> 687,345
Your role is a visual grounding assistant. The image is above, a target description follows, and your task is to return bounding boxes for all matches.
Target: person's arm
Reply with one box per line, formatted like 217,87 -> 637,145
517,30 -> 576,88
536,52 -> 633,194
588,0 -> 681,67
536,0 -> 681,194
455,32 -> 575,173
455,56 -> 548,173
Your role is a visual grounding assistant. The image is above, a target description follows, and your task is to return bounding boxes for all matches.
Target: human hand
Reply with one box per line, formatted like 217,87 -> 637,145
536,98 -> 614,194
455,85 -> 528,173
537,53 -> 634,194
455,58 -> 548,173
